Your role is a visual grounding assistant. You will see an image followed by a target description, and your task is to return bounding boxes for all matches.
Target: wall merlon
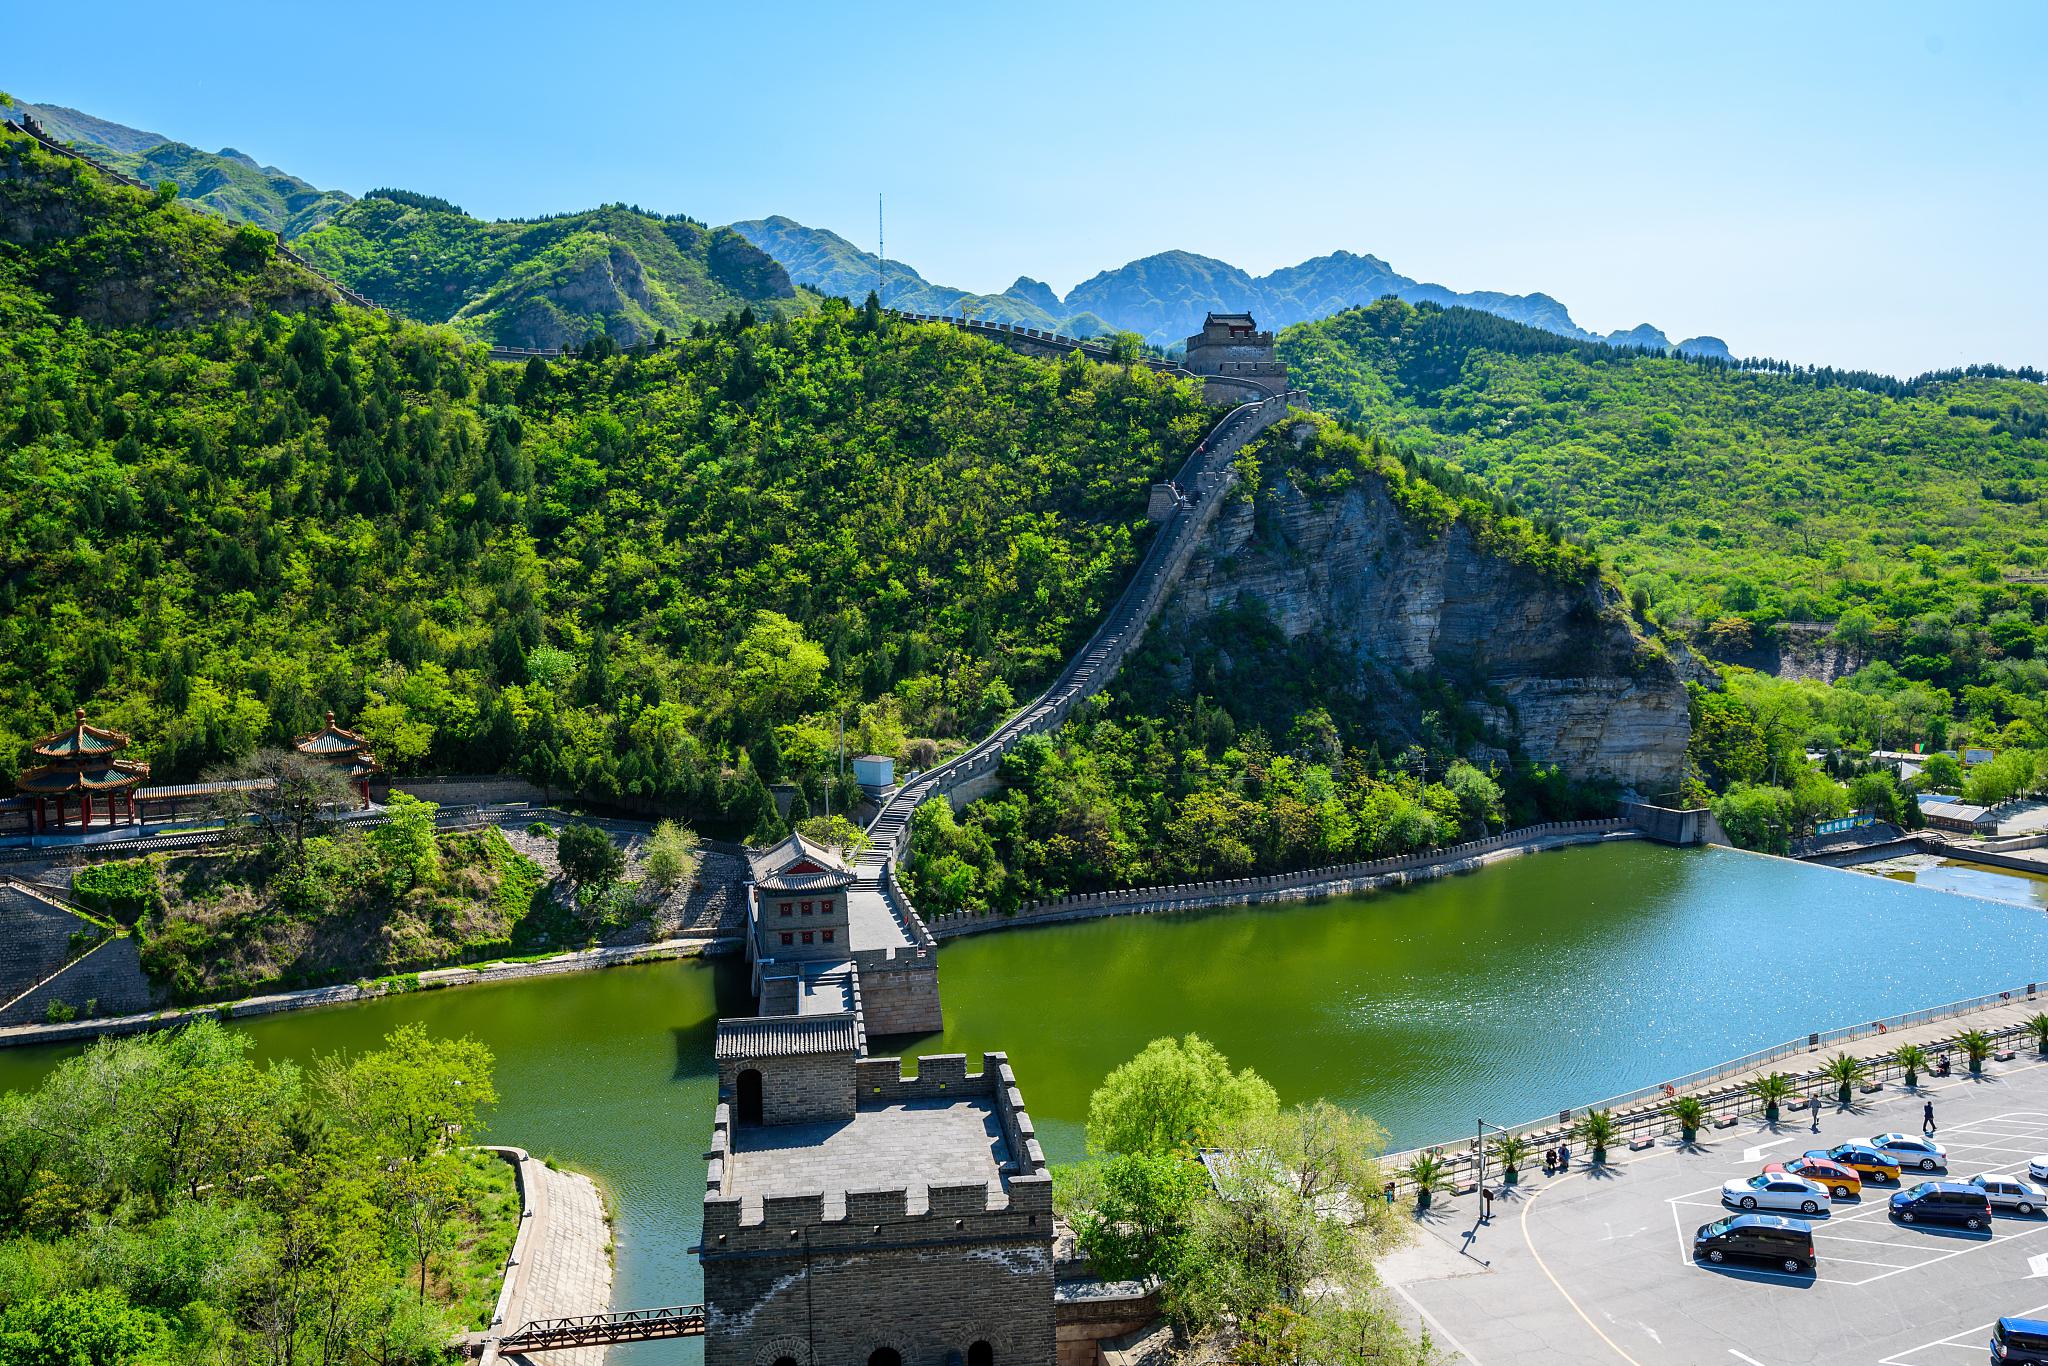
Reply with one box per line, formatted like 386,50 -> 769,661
843,1187 -> 911,1223
929,1181 -> 1000,1217
761,1193 -> 827,1226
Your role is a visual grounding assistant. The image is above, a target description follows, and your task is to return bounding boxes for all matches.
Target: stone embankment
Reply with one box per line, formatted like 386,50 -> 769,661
927,819 -> 1635,939
473,1147 -> 613,1366
0,934 -> 736,1050
1381,980 -> 2048,1196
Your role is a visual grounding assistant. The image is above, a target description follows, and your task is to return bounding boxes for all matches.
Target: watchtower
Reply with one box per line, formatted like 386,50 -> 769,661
698,1046 -> 1056,1366
1181,311 -> 1287,398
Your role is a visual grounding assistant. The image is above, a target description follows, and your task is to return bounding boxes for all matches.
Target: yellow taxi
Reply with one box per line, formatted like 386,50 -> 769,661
1807,1143 -> 1901,1184
1769,1155 -> 1862,1198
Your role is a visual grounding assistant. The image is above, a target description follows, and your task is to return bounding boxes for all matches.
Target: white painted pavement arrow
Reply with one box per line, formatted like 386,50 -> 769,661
1742,1138 -> 1804,1163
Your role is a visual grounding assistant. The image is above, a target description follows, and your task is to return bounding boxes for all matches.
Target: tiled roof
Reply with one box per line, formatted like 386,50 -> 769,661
29,709 -> 131,759
17,760 -> 150,793
715,1013 -> 859,1061
747,830 -> 854,885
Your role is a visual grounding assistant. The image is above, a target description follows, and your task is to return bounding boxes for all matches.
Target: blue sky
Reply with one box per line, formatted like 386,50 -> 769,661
10,1 -> 2044,374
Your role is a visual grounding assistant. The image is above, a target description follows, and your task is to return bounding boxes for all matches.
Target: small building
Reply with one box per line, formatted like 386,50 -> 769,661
852,753 -> 896,796
15,709 -> 149,832
747,831 -> 856,968
292,711 -> 380,807
1181,311 -> 1288,398
1920,798 -> 1996,834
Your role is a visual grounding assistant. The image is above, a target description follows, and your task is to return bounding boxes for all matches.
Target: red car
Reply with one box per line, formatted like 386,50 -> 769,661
1765,1156 -> 1861,1198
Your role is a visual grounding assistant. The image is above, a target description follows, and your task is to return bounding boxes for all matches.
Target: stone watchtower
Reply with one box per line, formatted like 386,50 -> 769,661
1181,312 -> 1287,400
700,1031 -> 1056,1366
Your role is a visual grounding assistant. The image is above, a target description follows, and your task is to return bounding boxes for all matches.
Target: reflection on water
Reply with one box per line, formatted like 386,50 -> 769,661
3,842 -> 2045,1364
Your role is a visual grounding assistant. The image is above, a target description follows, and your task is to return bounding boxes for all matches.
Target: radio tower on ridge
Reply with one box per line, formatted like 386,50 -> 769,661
876,193 -> 885,308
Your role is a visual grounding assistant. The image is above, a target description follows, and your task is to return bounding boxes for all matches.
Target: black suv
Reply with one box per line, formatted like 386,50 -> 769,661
1694,1214 -> 1816,1273
1890,1180 -> 1992,1229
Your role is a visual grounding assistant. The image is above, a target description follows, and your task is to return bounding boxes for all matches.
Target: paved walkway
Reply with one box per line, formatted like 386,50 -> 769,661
489,1150 -> 613,1366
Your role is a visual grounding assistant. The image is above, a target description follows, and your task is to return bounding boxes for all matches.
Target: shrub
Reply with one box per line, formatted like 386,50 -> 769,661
72,859 -> 162,921
43,999 -> 76,1024
643,820 -> 703,890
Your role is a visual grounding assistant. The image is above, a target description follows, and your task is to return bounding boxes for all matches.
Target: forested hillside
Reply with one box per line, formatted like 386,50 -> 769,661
0,121 -> 1210,834
294,194 -> 804,348
1282,298 -> 2048,848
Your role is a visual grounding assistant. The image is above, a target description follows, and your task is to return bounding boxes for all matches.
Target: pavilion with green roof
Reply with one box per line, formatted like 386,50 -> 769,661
16,709 -> 150,832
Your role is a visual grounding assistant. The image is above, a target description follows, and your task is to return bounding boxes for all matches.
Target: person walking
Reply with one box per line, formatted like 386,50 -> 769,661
1924,1100 -> 1937,1136
1811,1094 -> 1822,1133
1559,1142 -> 1572,1171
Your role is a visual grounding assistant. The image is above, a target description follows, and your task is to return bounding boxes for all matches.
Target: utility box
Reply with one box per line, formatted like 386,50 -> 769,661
852,753 -> 895,796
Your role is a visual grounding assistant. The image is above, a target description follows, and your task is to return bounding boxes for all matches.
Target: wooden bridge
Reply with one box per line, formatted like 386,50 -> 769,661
478,1305 -> 706,1356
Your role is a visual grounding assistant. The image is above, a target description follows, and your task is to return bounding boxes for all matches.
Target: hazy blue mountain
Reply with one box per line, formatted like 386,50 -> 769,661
734,218 -> 1731,354
1676,335 -> 1734,360
11,101 -> 169,153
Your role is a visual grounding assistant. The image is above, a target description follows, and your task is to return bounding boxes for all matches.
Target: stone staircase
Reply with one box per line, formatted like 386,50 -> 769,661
862,390 -> 1304,867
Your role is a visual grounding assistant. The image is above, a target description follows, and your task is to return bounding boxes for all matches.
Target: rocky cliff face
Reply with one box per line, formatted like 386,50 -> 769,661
1155,444 -> 1691,794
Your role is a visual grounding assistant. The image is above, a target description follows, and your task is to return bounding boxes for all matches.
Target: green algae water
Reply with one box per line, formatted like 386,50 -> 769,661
5,841 -> 2048,1364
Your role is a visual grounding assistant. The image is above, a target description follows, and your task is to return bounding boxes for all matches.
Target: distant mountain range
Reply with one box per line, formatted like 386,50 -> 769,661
9,98 -> 1731,359
732,216 -> 1734,360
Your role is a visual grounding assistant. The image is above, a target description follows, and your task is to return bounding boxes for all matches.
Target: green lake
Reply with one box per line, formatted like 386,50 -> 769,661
4,841 -> 2047,1364
1876,854 -> 2048,911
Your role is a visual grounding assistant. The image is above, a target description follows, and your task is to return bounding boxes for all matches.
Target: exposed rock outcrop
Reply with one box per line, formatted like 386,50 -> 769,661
1154,439 -> 1691,793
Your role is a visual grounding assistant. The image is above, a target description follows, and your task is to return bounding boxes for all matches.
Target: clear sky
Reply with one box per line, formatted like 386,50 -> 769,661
10,1 -> 2044,375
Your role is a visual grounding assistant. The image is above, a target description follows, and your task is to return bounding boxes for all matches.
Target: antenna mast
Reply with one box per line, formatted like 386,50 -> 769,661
877,192 -> 885,307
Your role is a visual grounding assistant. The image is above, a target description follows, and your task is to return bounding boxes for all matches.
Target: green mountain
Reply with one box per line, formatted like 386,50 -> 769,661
1280,298 -> 2048,700
294,194 -> 803,348
0,119 -> 1209,821
9,101 -> 353,235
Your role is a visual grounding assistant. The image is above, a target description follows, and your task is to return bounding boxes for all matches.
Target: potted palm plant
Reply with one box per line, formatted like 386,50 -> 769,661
1575,1109 -> 1620,1165
1400,1150 -> 1455,1212
1820,1051 -> 1866,1108
1893,1042 -> 1929,1089
1749,1072 -> 1796,1126
1489,1132 -> 1534,1187
1956,1028 -> 1994,1075
1667,1093 -> 1707,1144
2028,1013 -> 2048,1055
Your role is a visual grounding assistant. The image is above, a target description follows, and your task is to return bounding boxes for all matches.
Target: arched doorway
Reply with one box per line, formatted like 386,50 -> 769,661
868,1350 -> 902,1366
968,1343 -> 993,1366
772,1358 -> 799,1366
737,1069 -> 763,1124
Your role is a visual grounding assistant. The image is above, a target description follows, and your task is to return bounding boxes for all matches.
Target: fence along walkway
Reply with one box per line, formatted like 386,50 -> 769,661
860,390 -> 1304,868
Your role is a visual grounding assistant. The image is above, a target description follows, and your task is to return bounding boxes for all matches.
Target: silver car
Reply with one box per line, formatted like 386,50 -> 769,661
1871,1132 -> 1948,1172
1969,1172 -> 2046,1215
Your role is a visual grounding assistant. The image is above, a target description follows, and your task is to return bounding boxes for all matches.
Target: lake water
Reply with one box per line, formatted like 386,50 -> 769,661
5,841 -> 2047,1364
1872,853 -> 2048,912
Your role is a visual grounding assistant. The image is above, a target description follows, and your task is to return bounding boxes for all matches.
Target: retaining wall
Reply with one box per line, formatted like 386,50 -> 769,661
926,819 -> 1635,939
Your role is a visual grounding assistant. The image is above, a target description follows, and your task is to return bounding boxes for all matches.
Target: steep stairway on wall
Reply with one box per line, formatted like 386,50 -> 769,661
860,390 -> 1305,869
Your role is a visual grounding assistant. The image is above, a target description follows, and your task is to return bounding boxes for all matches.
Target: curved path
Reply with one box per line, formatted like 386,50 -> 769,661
861,389 -> 1304,867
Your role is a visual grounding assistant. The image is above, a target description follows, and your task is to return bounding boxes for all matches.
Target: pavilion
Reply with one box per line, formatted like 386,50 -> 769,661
292,712 -> 380,808
15,709 -> 150,832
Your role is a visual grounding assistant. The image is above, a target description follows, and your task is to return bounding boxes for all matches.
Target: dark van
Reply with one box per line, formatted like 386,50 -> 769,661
1693,1214 -> 1816,1273
1991,1315 -> 2048,1363
1891,1181 -> 1992,1230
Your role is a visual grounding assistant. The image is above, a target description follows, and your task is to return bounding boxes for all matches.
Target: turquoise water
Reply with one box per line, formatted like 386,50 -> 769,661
5,842 -> 2048,1363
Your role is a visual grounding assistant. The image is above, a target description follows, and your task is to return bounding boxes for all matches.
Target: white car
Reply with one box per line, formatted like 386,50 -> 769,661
1723,1173 -> 1829,1215
1872,1133 -> 1948,1172
2030,1156 -> 2048,1185
1969,1173 -> 2047,1215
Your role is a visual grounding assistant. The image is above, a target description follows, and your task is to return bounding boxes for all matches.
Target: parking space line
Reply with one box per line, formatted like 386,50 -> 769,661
1522,1175 -> 1647,1365
1812,1253 -> 1915,1269
1875,1297 -> 2048,1365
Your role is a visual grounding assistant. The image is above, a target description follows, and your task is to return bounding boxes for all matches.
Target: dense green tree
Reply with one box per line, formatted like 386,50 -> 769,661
1085,1034 -> 1279,1157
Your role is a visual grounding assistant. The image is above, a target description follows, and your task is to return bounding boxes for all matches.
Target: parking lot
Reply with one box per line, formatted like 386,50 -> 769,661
1382,1057 -> 2048,1366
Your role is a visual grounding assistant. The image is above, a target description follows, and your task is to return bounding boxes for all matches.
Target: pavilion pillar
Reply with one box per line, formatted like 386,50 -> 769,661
53,796 -> 64,830
81,794 -> 92,830
33,798 -> 43,833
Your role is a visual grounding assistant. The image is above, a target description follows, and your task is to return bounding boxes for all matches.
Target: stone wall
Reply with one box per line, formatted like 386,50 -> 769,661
0,934 -> 155,1027
721,1044 -> 859,1125
851,951 -> 945,1035
1054,1283 -> 1159,1366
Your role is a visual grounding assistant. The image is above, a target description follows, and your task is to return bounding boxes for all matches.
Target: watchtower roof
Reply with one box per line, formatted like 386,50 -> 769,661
292,712 -> 380,780
1205,311 -> 1256,327
715,1014 -> 860,1061
747,830 -> 856,892
19,709 -> 150,794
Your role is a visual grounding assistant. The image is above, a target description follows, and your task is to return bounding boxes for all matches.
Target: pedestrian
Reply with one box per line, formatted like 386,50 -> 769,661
1924,1100 -> 1937,1136
1384,1180 -> 1396,1208
1560,1142 -> 1572,1170
1811,1095 -> 1822,1133
1542,1148 -> 1556,1177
